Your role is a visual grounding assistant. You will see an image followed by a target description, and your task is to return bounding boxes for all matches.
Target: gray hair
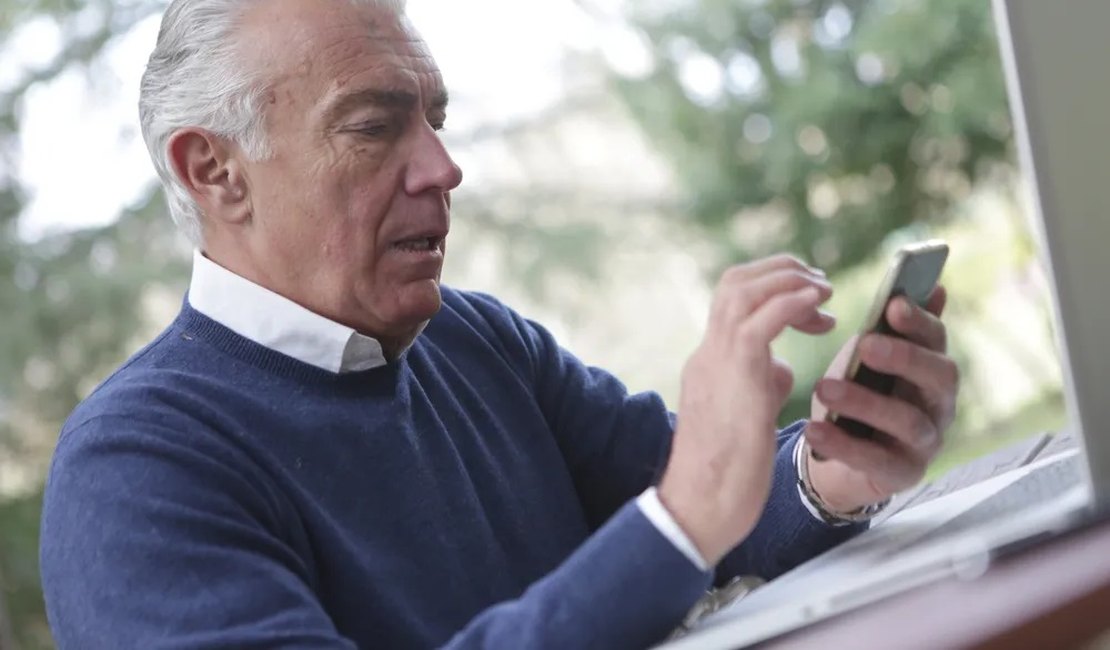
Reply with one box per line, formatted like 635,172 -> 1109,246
139,0 -> 407,245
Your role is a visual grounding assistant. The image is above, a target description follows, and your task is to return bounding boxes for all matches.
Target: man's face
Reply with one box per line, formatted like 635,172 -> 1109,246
234,0 -> 463,346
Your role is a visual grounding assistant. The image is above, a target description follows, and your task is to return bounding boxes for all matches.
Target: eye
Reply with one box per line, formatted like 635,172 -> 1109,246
353,122 -> 391,138
342,116 -> 400,139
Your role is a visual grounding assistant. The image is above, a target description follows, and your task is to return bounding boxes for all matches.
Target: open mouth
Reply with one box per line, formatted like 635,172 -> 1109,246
393,236 -> 443,253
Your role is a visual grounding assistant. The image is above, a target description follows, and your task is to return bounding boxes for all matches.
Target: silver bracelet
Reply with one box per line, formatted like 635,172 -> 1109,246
796,437 -> 892,526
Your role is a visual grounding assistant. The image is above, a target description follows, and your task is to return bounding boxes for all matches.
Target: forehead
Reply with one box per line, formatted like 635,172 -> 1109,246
240,0 -> 443,106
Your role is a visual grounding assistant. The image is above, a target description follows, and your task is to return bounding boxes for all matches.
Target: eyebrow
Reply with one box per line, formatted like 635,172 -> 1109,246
323,87 -> 449,124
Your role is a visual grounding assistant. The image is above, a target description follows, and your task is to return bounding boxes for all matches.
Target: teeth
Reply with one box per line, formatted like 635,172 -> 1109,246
398,237 -> 437,252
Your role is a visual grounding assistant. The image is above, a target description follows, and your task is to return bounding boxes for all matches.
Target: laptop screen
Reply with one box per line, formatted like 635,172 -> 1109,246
994,0 -> 1110,505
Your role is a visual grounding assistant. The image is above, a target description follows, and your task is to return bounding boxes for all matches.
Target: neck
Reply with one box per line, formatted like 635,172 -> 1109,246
378,321 -> 428,361
199,240 -> 428,361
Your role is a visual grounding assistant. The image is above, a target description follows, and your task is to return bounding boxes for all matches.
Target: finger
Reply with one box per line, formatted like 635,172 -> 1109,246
793,311 -> 837,335
720,254 -> 826,286
805,420 -> 927,492
740,268 -> 832,314
925,285 -> 947,317
857,334 -> 959,407
719,263 -> 834,312
884,295 -> 947,353
715,268 -> 832,323
737,286 -> 829,349
791,307 -> 837,335
815,378 -> 941,455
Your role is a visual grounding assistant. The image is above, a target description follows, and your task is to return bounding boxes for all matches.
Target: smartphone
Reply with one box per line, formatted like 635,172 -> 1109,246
826,240 -> 950,441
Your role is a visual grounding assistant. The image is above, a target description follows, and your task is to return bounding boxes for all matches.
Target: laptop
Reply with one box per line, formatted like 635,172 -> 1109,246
660,1 -> 1110,647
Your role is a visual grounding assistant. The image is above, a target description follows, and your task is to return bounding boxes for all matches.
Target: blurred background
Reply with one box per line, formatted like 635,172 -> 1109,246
0,0 -> 1067,646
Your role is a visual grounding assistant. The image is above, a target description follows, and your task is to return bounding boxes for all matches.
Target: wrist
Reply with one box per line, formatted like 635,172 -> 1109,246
656,475 -> 760,566
656,480 -> 727,566
805,453 -> 871,513
798,438 -> 891,524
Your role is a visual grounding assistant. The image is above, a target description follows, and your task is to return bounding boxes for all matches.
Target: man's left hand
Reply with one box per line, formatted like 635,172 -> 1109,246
805,286 -> 959,513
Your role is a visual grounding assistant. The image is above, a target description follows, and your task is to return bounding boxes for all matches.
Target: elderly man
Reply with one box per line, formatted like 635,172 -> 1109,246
39,0 -> 957,648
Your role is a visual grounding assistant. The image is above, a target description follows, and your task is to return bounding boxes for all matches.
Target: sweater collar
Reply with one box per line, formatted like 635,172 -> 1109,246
186,250 -> 387,373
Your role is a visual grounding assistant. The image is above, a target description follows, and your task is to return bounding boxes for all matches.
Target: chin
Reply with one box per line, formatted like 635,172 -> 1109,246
367,281 -> 441,359
409,281 -> 443,321
388,279 -> 443,330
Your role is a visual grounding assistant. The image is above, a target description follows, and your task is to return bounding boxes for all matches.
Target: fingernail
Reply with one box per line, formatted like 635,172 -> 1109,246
901,299 -> 914,319
867,336 -> 892,359
808,266 -> 826,278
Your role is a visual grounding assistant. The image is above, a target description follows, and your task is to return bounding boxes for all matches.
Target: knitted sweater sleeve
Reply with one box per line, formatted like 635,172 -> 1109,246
41,414 -> 361,650
41,415 -> 712,650
457,291 -> 863,583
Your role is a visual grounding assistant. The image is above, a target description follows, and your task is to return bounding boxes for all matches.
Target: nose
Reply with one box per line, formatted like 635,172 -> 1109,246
404,124 -> 463,196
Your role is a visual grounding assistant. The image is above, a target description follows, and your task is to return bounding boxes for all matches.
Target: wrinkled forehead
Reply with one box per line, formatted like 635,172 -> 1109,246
238,0 -> 443,108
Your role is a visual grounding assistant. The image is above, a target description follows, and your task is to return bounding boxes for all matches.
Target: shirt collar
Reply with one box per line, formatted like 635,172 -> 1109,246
187,250 -> 387,373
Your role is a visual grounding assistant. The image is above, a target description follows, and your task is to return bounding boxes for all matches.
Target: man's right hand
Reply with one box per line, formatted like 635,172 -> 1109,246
658,255 -> 834,565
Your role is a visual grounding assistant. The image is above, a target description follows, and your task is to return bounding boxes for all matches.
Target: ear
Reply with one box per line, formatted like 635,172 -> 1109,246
166,128 -> 251,227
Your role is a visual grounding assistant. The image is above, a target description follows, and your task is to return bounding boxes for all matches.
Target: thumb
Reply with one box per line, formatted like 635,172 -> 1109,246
925,285 -> 948,317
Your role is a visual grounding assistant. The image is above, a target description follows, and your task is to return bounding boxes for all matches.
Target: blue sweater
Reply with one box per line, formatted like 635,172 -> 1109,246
40,288 -> 859,649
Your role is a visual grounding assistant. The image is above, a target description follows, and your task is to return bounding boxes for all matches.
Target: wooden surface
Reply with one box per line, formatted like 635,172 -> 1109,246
763,513 -> 1110,650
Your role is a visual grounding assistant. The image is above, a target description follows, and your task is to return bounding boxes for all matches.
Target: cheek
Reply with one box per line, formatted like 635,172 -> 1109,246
342,158 -> 404,233
277,142 -> 404,266
316,187 -> 390,269
253,147 -> 335,226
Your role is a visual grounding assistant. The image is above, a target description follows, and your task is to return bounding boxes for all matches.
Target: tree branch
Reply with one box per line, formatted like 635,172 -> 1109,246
0,3 -> 162,118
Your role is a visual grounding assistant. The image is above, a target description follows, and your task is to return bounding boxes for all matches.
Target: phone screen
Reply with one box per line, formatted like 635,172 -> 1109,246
829,241 -> 949,441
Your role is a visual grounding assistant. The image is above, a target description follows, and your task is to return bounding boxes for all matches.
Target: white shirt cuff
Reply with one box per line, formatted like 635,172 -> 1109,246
793,434 -> 827,523
636,487 -> 710,572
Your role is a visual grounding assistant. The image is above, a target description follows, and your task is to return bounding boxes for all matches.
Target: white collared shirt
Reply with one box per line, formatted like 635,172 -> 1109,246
187,250 -> 713,570
188,251 -> 387,373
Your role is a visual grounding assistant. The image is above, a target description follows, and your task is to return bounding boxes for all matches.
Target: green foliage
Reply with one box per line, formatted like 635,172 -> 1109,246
0,185 -> 187,650
0,492 -> 49,650
0,1 -> 179,643
613,0 -> 1013,274
1,190 -> 188,424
